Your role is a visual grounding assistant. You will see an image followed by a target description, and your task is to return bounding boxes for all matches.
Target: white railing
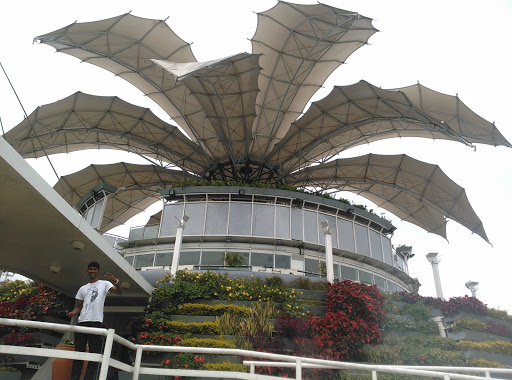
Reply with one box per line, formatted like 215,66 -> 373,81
0,318 -> 511,380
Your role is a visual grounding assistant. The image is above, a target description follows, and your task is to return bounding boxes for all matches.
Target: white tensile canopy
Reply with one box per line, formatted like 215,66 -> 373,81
5,2 -> 510,242
54,163 -> 197,232
286,154 -> 487,242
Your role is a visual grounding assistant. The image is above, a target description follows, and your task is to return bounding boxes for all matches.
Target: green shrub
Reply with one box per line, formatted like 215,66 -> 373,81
203,361 -> 248,372
469,358 -> 506,368
365,346 -> 403,365
488,308 -> 512,324
162,320 -> 220,335
152,271 -> 302,315
400,302 -> 432,321
181,337 -> 235,348
379,334 -> 462,366
218,301 -> 275,350
452,318 -> 487,333
0,366 -> 19,372
289,277 -> 328,291
177,303 -> 251,317
458,340 -> 512,356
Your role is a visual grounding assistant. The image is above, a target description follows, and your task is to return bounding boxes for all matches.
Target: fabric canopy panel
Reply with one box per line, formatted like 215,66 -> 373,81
270,81 -> 511,176
250,2 -> 378,159
285,154 -> 488,242
54,163 -> 197,232
4,92 -> 210,175
152,53 -> 262,162
6,1 -> 507,241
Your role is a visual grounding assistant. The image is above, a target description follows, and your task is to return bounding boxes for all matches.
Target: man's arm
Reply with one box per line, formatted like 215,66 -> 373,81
68,299 -> 83,317
105,272 -> 122,295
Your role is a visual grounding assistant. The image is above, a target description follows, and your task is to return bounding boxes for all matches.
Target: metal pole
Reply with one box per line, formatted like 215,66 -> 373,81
322,220 -> 334,284
98,328 -> 115,380
132,346 -> 143,380
426,253 -> 444,300
296,358 -> 302,380
170,216 -> 189,277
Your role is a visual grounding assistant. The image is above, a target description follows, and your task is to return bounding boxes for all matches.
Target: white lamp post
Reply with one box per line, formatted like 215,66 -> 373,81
170,214 -> 190,277
465,281 -> 479,298
426,252 -> 444,299
321,220 -> 334,284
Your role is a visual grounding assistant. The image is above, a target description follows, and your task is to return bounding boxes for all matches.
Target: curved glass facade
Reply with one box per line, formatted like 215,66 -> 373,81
157,193 -> 394,267
122,188 -> 413,292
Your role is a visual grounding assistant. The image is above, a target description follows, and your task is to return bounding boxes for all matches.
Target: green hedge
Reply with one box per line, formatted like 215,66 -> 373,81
181,337 -> 236,348
177,303 -> 251,317
452,318 -> 487,333
203,361 -> 248,372
162,320 -> 220,335
458,340 -> 512,356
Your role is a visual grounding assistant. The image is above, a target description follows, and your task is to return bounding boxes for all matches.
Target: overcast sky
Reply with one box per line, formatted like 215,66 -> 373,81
1,1 -> 511,312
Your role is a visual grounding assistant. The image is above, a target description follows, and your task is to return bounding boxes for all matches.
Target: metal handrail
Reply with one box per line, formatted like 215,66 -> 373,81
0,318 -> 510,380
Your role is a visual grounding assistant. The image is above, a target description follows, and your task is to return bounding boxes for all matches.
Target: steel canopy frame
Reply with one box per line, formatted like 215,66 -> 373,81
5,1 -> 511,242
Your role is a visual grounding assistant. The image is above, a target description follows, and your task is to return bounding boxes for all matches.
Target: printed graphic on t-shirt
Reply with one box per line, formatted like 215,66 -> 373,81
82,287 -> 99,316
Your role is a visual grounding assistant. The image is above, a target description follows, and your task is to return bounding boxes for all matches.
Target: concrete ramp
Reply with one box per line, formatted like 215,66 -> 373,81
0,137 -> 153,305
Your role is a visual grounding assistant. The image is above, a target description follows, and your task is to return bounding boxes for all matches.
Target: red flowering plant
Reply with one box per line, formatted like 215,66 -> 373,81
486,320 -> 512,338
161,353 -> 205,371
440,295 -> 488,317
131,331 -> 182,346
0,283 -> 72,321
1,330 -> 38,346
387,291 -> 444,309
249,281 -> 386,380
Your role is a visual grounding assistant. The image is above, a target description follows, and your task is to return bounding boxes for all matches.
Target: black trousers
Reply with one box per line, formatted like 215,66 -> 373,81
71,321 -> 104,380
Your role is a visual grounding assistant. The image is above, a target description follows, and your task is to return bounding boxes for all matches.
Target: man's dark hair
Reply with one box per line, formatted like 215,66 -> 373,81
87,261 -> 100,270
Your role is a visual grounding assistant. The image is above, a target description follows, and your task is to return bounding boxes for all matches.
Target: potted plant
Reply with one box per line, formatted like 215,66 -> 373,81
224,252 -> 245,268
52,338 -> 87,380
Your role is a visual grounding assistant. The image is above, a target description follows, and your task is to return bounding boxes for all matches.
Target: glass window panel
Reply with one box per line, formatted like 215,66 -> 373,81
143,225 -> 159,240
229,203 -> 252,236
359,271 -> 373,285
179,251 -> 200,265
397,285 -> 405,293
318,214 -> 337,248
129,227 -> 144,241
338,218 -> 355,252
382,237 -> 393,265
340,266 -> 357,281
86,207 -> 94,224
355,224 -> 370,257
275,255 -> 291,269
134,254 -> 154,269
251,252 -> 273,267
291,208 -> 303,240
303,210 -> 318,244
253,204 -> 275,237
397,255 -> 405,272
388,282 -> 398,292
160,204 -> 184,237
205,203 -> 228,235
201,251 -> 226,265
124,256 -> 134,266
184,203 -> 206,235
155,251 -> 172,266
232,252 -> 249,266
374,275 -> 386,290
369,230 -> 383,261
334,263 -> 340,278
91,199 -> 104,228
305,258 -> 319,274
275,206 -> 290,240
276,198 -> 290,206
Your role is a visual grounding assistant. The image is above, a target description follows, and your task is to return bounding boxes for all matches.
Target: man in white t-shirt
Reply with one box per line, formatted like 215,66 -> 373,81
68,261 -> 122,380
